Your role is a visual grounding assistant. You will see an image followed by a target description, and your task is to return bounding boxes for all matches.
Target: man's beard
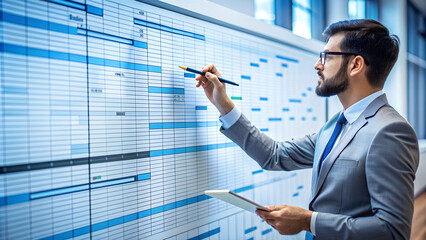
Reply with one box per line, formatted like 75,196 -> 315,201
315,58 -> 350,97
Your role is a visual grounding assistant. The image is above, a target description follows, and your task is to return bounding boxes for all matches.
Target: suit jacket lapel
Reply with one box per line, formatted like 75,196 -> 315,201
311,94 -> 389,202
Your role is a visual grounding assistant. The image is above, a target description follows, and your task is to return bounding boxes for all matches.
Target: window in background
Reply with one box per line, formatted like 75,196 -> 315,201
348,0 -> 366,19
292,0 -> 312,39
255,0 -> 276,25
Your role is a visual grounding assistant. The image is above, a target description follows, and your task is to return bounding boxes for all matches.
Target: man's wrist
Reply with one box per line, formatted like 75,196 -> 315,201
217,99 -> 234,116
303,210 -> 313,232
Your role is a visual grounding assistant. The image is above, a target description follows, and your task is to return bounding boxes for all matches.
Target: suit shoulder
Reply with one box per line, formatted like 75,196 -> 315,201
369,105 -> 418,139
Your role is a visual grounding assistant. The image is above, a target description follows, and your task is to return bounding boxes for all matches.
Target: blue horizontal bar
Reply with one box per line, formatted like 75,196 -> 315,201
81,29 -> 133,45
276,55 -> 299,63
2,86 -> 28,94
276,73 -> 283,77
289,99 -> 302,103
0,193 -> 29,206
251,108 -> 261,111
302,93 -> 307,97
262,228 -> 273,235
0,43 -> 161,72
189,227 -> 220,240
31,185 -> 88,200
71,144 -> 88,155
196,106 -> 207,110
241,75 -> 251,80
150,121 -> 219,129
48,0 -> 85,10
150,142 -> 236,157
298,185 -> 303,189
260,97 -> 268,101
307,87 -> 313,91
283,108 -> 290,112
302,117 -> 306,121
245,226 -> 258,234
260,128 -> 269,132
290,117 -> 295,121
42,174 -> 296,239
137,173 -> 151,181
260,58 -> 267,63
133,40 -> 147,48
307,108 -> 312,112
250,63 -> 259,67
134,19 -> 205,41
281,63 -> 288,67
313,117 -> 317,121
293,193 -> 299,197
87,5 -> 103,16
148,86 -> 184,94
252,169 -> 263,175
184,72 -> 196,78
268,118 -> 282,121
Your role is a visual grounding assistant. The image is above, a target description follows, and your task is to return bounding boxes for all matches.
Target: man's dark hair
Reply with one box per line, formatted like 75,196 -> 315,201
322,19 -> 399,88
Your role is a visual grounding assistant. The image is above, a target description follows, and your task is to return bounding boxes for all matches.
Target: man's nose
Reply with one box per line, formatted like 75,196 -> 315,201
314,58 -> 323,71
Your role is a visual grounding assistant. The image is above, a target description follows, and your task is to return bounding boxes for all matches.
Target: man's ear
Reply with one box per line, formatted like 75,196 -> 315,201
349,55 -> 366,77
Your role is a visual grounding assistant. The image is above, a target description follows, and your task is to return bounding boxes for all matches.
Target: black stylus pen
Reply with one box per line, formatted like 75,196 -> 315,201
179,66 -> 239,86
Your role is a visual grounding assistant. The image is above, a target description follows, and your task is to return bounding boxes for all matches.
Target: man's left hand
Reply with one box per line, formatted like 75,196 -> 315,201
255,205 -> 313,235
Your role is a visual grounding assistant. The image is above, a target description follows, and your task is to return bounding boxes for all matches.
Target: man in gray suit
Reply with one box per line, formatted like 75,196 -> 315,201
195,19 -> 419,239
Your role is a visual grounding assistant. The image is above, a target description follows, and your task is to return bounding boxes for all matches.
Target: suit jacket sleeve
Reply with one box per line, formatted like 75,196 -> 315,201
315,121 -> 419,240
220,113 -> 317,171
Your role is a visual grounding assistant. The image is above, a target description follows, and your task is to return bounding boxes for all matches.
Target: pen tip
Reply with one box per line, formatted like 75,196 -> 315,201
179,66 -> 186,70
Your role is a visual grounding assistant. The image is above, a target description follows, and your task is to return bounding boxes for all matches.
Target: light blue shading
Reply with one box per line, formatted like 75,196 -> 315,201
91,177 -> 135,188
2,87 -> 27,94
30,185 -> 89,199
50,110 -> 70,116
133,19 -> 205,41
276,55 -> 299,63
48,0 -> 85,10
289,99 -> 302,103
86,5 -> 103,16
307,108 -> 313,112
4,109 -> 28,116
241,75 -> 251,80
250,63 -> 259,67
188,227 -> 220,240
71,144 -> 89,154
133,40 -> 147,48
86,30 -> 132,44
148,87 -> 184,94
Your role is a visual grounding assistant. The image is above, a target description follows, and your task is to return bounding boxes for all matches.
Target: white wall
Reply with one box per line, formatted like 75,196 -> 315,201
208,0 -> 254,17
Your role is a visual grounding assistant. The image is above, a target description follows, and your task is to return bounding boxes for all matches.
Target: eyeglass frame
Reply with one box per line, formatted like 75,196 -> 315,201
319,51 -> 370,66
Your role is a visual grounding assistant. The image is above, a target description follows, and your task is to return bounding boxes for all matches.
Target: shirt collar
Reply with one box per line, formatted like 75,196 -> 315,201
342,90 -> 384,125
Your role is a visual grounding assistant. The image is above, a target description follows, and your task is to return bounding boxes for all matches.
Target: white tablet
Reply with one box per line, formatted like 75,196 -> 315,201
205,190 -> 271,213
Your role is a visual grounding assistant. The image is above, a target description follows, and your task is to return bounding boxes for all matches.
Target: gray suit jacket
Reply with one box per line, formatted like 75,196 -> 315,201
221,94 -> 419,240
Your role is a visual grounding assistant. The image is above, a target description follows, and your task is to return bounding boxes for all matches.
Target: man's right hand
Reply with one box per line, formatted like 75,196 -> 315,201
195,64 -> 235,116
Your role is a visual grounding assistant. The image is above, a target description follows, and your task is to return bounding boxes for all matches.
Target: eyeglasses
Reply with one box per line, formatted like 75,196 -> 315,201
319,51 -> 369,65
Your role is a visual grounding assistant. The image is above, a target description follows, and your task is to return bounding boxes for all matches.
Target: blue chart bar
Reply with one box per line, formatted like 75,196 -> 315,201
48,0 -> 85,10
188,227 -> 220,240
276,73 -> 283,77
293,193 -> 299,197
134,18 -> 205,40
260,58 -> 267,63
241,75 -> 251,80
184,72 -> 196,78
1,11 -> 79,35
150,142 -> 236,157
251,108 -> 261,111
282,63 -> 288,67
276,55 -> 299,63
0,43 -> 161,73
298,185 -> 304,189
137,173 -> 151,181
245,226 -> 258,234
289,99 -> 302,103
86,5 -> 103,16
269,118 -> 282,121
196,106 -> 207,110
290,117 -> 295,121
41,174 -> 296,239
148,86 -> 184,94
252,169 -> 263,175
250,63 -> 259,67
149,121 -> 219,129
260,97 -> 268,101
262,228 -> 273,235
133,40 -> 148,48
260,128 -> 269,132
283,108 -> 290,112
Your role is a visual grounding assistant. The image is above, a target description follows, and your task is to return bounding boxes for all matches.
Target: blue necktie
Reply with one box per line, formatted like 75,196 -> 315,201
318,113 -> 347,174
305,232 -> 315,240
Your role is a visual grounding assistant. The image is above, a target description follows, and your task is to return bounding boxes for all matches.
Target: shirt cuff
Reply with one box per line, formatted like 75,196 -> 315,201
218,107 -> 241,130
310,211 -> 318,236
